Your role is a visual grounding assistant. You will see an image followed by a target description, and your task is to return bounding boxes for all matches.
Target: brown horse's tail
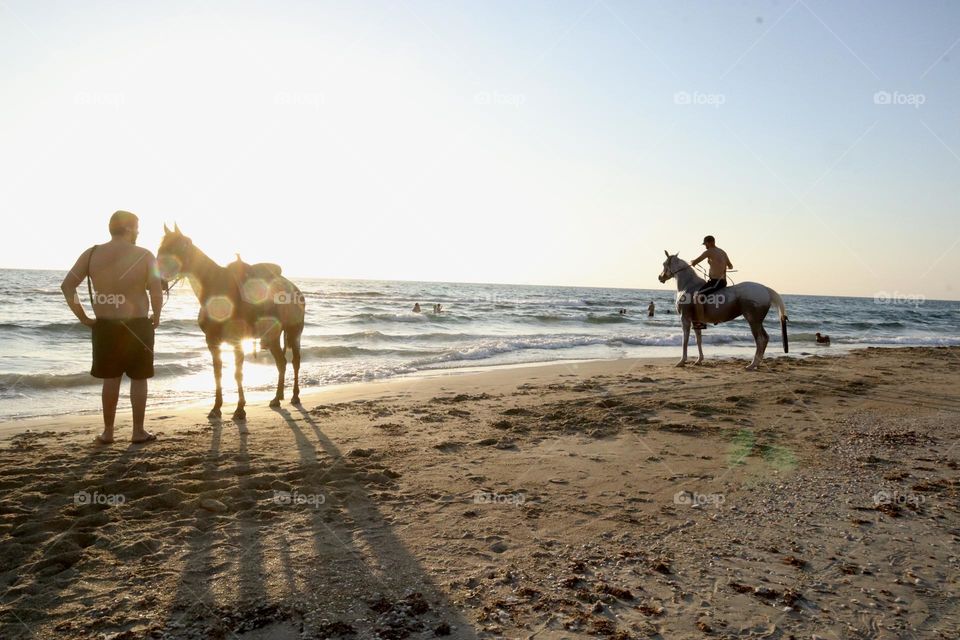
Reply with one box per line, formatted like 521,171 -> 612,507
768,288 -> 789,353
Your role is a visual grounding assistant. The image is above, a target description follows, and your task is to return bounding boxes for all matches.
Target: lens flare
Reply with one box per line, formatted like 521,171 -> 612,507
157,254 -> 183,280
255,316 -> 281,342
204,295 -> 234,322
241,278 -> 271,305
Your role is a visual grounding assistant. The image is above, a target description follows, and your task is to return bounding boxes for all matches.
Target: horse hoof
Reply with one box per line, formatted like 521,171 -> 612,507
745,365 -> 757,371
232,408 -> 246,421
208,409 -> 221,419
269,398 -> 281,408
694,360 -> 703,366
291,396 -> 301,406
675,361 -> 686,367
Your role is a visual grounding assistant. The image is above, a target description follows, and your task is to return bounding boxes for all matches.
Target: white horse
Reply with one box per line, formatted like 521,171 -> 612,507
658,251 -> 788,370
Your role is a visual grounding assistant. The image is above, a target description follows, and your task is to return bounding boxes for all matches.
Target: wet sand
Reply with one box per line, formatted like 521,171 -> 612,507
0,347 -> 958,639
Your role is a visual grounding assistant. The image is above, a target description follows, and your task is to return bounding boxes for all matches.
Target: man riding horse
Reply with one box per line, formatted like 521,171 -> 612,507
689,235 -> 732,330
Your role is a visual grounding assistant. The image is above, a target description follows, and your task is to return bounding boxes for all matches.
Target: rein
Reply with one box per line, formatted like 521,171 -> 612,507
667,261 -> 737,285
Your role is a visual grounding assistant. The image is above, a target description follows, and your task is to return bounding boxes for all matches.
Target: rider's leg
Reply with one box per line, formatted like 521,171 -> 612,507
694,279 -> 719,327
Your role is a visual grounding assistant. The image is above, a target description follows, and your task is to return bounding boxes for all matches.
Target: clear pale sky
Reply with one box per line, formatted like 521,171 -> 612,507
2,1 -> 959,299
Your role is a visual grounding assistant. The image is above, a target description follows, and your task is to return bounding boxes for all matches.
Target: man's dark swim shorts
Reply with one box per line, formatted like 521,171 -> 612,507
90,318 -> 155,379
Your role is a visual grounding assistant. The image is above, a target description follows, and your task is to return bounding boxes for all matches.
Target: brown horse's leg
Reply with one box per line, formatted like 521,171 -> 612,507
290,330 -> 302,405
266,339 -> 286,408
208,343 -> 223,419
232,344 -> 246,420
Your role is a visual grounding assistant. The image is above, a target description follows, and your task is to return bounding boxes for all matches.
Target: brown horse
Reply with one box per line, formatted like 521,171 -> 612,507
157,224 -> 305,420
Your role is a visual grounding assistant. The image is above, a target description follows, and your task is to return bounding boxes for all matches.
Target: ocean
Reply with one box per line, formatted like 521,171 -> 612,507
1,268 -> 957,421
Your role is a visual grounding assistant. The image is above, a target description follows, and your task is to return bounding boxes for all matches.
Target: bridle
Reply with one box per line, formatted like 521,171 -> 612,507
660,260 -> 693,281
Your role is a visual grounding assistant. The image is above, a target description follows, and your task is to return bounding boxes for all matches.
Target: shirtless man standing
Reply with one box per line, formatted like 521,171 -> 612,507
61,211 -> 163,444
689,235 -> 733,329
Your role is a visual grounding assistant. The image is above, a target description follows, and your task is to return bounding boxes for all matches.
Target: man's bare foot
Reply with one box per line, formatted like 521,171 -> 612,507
131,432 -> 156,444
94,433 -> 114,445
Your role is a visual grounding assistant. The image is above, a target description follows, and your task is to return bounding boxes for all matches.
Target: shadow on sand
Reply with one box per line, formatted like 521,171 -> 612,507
156,409 -> 478,639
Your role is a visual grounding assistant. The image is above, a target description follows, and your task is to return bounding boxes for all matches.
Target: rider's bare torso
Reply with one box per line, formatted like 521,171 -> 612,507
695,246 -> 731,280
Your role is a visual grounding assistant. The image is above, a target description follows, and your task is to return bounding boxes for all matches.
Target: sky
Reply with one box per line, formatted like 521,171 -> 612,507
1,0 -> 959,299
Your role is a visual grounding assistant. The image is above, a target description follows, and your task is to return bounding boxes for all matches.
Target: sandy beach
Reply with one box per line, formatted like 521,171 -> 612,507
0,347 -> 958,639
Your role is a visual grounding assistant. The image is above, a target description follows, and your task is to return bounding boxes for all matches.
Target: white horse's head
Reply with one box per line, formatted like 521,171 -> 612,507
658,250 -> 686,283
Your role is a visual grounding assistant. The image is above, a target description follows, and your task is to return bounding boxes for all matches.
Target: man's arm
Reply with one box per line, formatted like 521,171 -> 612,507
146,252 -> 163,328
725,252 -> 733,269
61,248 -> 95,327
690,251 -> 708,267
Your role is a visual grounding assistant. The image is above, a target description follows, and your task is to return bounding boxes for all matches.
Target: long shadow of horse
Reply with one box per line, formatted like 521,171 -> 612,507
158,412 -> 478,639
0,438 -> 174,639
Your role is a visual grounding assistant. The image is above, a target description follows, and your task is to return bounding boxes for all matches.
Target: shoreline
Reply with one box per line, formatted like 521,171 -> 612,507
0,344 -> 860,435
1,355 -> 677,438
0,343 -> 887,427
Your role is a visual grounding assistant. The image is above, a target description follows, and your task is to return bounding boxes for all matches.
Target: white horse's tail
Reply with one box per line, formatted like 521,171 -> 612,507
767,288 -> 789,353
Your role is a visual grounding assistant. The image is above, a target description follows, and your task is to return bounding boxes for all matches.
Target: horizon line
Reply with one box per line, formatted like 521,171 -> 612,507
2,266 -> 958,303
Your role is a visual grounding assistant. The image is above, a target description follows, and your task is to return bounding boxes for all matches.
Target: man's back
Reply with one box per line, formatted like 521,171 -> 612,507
88,240 -> 153,319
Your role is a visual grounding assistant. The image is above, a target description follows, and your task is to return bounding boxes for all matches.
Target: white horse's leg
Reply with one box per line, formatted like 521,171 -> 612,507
757,325 -> 769,364
694,326 -> 704,365
746,319 -> 762,371
677,318 -> 690,367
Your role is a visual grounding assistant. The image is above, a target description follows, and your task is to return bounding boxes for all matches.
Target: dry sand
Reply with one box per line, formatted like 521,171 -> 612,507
0,347 -> 958,639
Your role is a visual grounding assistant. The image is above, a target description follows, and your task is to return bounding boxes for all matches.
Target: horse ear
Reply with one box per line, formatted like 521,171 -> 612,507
664,250 -> 670,258
174,222 -> 181,234
163,223 -> 171,235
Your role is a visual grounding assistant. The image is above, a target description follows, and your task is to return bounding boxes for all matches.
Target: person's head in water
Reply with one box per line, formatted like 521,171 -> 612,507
109,210 -> 139,244
702,235 -> 715,248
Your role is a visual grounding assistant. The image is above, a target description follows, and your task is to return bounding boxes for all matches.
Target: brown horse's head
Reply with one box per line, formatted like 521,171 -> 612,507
157,223 -> 194,287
